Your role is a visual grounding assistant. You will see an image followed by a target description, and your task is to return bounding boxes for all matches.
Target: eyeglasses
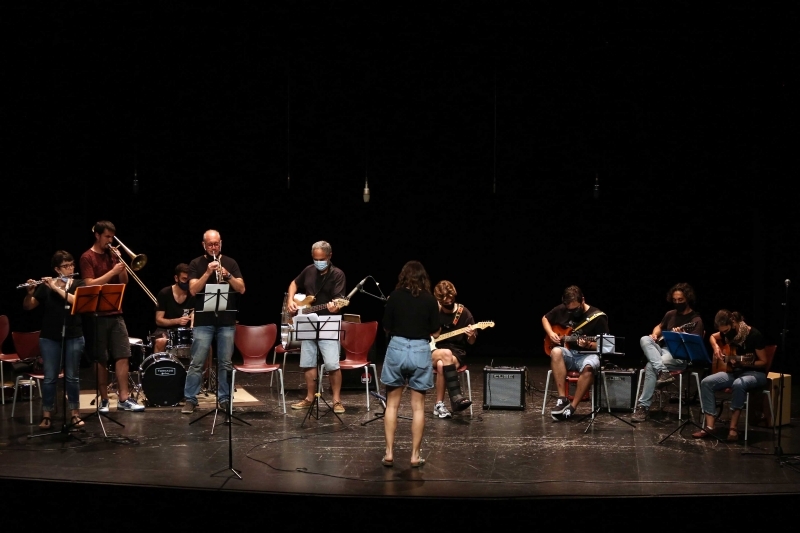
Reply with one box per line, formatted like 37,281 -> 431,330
205,242 -> 221,247
59,263 -> 75,268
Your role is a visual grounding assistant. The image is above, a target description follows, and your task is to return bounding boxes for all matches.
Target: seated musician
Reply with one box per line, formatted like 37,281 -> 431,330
631,282 -> 704,423
542,285 -> 609,421
153,263 -> 195,353
430,280 -> 474,418
693,310 -> 768,441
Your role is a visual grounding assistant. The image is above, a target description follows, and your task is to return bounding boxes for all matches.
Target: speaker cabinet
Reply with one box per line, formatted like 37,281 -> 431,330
483,367 -> 526,410
600,370 -> 638,412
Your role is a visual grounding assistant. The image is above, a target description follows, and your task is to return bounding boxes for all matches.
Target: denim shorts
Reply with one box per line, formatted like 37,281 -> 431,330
381,337 -> 433,391
562,348 -> 600,373
299,339 -> 341,371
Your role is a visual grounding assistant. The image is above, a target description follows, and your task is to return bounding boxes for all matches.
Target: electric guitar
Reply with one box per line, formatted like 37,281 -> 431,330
544,325 -> 599,355
712,344 -> 756,374
281,294 -> 350,325
430,321 -> 495,351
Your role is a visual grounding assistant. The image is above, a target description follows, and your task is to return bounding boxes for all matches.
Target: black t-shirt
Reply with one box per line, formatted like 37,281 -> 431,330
660,309 -> 704,337
436,304 -> 476,357
722,327 -> 767,372
156,285 -> 197,322
545,304 -> 609,336
188,254 -> 242,327
383,288 -> 440,340
34,279 -> 84,341
293,264 -> 346,316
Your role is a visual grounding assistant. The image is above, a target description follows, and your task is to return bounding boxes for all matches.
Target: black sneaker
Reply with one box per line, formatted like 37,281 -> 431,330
552,404 -> 576,421
550,396 -> 570,416
219,400 -> 231,413
631,405 -> 649,423
181,402 -> 196,414
656,370 -> 675,385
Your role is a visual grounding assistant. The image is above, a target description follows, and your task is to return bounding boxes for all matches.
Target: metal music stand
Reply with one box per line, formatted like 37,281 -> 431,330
579,334 -> 635,431
294,313 -> 344,427
73,284 -> 126,437
658,331 -> 721,444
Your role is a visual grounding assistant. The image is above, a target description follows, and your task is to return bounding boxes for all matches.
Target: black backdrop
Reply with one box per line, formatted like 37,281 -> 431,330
2,3 -> 798,372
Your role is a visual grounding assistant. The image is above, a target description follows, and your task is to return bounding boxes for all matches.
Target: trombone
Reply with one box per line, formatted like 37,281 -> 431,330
108,236 -> 157,305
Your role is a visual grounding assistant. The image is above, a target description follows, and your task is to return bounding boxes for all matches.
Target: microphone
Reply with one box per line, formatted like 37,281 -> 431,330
593,174 -> 599,199
363,178 -> 370,203
346,276 -> 368,299
786,279 -> 791,287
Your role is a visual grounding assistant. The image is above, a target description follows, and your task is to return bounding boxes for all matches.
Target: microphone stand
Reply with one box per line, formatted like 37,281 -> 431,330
353,275 -> 387,302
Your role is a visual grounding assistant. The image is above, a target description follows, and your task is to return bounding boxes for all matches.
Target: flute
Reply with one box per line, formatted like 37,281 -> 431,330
16,273 -> 79,289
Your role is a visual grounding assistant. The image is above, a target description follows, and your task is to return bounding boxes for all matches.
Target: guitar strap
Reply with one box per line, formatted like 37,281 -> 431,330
452,304 -> 464,325
573,311 -> 606,333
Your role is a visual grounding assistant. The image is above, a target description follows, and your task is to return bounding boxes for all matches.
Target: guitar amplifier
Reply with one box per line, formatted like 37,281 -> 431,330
600,369 -> 638,412
483,366 -> 526,410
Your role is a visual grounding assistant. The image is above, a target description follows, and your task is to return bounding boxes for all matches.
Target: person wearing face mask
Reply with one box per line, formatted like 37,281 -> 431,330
430,280 -> 475,418
542,285 -> 609,420
152,263 -> 196,354
631,282 -> 704,423
286,240 -> 348,414
693,310 -> 769,441
181,229 -> 245,415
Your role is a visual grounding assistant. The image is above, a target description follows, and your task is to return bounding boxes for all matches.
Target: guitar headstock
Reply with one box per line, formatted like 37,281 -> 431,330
333,298 -> 350,309
475,321 -> 495,330
681,321 -> 698,333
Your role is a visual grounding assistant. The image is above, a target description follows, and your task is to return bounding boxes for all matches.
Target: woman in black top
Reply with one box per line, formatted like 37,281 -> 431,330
22,251 -> 85,429
380,261 -> 440,468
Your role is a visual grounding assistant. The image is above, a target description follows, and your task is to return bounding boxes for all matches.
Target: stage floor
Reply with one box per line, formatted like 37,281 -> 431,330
2,355 -> 799,526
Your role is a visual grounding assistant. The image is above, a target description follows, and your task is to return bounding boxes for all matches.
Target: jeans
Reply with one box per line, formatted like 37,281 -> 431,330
637,335 -> 687,408
183,325 -> 234,405
381,337 -> 433,391
700,370 -> 767,414
40,336 -> 84,412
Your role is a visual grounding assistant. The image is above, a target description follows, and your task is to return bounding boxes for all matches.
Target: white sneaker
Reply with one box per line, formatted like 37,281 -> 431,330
99,399 -> 110,413
433,401 -> 452,419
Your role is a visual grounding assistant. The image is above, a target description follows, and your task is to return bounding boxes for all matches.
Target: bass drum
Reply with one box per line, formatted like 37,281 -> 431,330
280,324 -> 303,350
140,353 -> 187,407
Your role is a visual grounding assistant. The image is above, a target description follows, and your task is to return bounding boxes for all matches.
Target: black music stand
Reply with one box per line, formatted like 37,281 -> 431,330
74,284 -> 126,438
30,279 -> 85,443
578,335 -> 635,431
658,331 -> 721,444
294,313 -> 345,428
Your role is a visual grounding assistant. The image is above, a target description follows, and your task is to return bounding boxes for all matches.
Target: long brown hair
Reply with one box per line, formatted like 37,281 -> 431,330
396,260 -> 431,297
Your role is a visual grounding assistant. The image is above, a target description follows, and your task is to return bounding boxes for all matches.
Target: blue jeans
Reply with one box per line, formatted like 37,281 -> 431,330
183,325 -> 234,405
40,336 -> 84,412
637,335 -> 688,408
700,370 -> 767,414
381,337 -> 433,391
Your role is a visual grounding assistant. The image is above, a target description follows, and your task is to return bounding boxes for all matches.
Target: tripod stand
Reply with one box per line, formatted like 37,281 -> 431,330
578,335 -> 635,432
293,314 -> 345,428
72,284 -> 126,438
658,331 -> 722,444
361,390 -> 413,426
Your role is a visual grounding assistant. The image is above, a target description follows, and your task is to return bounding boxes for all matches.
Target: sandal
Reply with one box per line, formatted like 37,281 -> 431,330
727,428 -> 739,442
381,456 -> 394,467
410,458 -> 426,468
71,415 -> 85,428
38,417 -> 51,429
692,426 -> 714,439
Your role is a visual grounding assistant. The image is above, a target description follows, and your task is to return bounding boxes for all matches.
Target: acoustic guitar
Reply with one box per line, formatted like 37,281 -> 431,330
712,343 -> 755,374
657,320 -> 699,343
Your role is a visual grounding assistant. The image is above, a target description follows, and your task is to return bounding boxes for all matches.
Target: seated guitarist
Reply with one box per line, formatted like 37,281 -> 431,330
430,280 -> 474,418
693,310 -> 768,441
542,285 -> 609,421
631,282 -> 704,423
287,240 -> 348,414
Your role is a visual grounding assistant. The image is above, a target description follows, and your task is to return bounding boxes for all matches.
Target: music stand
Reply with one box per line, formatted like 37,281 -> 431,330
658,331 -> 721,444
578,335 -> 635,431
74,284 -> 126,437
294,313 -> 344,428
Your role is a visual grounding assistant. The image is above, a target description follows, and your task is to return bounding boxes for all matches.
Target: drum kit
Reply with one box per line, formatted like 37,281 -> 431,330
118,327 -> 196,407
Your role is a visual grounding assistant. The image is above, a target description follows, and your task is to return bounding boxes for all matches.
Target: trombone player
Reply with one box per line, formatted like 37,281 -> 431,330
79,220 -> 145,412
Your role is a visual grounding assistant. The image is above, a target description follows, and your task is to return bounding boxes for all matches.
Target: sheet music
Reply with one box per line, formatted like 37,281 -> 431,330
202,283 -> 230,313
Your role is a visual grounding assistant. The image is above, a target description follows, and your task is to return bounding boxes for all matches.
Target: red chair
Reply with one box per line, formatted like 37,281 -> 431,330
232,324 -> 285,414
11,331 -> 63,424
318,321 -> 379,411
0,315 -> 21,405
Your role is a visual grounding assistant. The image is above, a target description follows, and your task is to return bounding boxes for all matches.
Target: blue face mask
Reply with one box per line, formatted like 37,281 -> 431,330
177,281 -> 190,291
314,260 -> 328,271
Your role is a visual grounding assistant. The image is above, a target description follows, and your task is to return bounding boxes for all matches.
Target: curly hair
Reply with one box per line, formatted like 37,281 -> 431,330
396,261 -> 431,297
561,285 -> 584,306
433,280 -> 457,302
714,309 -> 744,328
667,282 -> 696,306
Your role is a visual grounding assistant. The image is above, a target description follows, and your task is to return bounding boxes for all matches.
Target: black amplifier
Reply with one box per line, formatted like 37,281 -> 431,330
600,369 -> 638,412
483,366 -> 526,410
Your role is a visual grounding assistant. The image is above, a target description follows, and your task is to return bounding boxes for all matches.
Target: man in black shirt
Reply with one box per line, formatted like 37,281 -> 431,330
430,280 -> 474,418
286,241 -> 347,414
632,282 -> 704,423
542,285 -> 609,421
153,263 -> 195,354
